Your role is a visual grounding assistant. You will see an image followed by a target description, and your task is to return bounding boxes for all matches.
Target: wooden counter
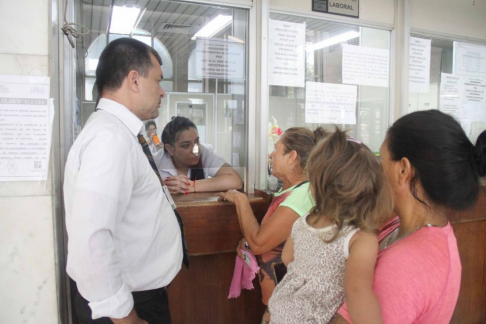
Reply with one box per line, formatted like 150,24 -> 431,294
449,187 -> 486,324
167,190 -> 270,324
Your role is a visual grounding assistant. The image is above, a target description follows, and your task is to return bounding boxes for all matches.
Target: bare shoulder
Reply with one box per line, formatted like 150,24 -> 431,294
348,229 -> 378,250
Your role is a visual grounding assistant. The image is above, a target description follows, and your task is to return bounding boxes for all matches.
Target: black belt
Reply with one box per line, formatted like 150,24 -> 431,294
133,286 -> 168,304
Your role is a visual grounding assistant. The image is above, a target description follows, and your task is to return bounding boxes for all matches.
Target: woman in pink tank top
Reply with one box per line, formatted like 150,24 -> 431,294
333,110 -> 486,324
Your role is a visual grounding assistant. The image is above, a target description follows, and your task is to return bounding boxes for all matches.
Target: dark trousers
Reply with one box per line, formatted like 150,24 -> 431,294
74,286 -> 171,324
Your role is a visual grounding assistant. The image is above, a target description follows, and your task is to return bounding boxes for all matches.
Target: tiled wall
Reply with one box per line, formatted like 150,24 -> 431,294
0,0 -> 59,323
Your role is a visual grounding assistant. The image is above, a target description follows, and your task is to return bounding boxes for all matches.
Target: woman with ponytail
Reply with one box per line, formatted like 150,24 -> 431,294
334,110 -> 486,324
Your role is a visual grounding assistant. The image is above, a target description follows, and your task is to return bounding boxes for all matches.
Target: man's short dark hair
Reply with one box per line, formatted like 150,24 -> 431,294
96,38 -> 162,95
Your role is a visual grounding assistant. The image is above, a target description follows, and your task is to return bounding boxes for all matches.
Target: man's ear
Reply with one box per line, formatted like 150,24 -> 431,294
127,70 -> 140,92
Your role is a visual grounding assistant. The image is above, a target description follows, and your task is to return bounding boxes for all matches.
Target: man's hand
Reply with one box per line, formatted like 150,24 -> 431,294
110,308 -> 148,324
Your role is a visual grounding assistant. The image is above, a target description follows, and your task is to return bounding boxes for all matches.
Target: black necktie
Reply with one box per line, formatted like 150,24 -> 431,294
138,134 -> 189,268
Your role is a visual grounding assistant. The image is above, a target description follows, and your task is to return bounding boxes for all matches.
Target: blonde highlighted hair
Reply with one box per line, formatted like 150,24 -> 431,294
281,127 -> 329,170
306,128 -> 393,241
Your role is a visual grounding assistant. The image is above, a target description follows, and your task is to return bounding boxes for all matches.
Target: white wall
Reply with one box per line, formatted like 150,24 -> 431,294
411,0 -> 486,40
0,0 -> 59,323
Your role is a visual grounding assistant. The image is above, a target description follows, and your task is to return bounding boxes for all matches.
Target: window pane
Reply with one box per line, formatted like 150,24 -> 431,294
267,13 -> 391,189
76,0 -> 249,182
408,36 -> 486,143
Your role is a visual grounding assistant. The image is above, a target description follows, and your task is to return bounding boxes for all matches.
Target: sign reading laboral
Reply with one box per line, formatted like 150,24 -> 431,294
196,38 -> 245,80
268,19 -> 306,87
313,0 -> 359,18
0,75 -> 53,181
305,81 -> 358,125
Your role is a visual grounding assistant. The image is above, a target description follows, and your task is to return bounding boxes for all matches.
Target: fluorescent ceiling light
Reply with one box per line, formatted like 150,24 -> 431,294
191,15 -> 232,40
308,31 -> 360,51
109,6 -> 141,34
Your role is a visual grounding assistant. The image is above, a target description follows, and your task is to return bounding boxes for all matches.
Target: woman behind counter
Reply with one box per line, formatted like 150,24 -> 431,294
154,116 -> 242,194
333,110 -> 486,324
219,127 -> 328,323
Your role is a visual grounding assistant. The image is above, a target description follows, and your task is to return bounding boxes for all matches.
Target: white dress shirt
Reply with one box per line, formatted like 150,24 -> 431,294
154,143 -> 226,180
64,98 -> 182,319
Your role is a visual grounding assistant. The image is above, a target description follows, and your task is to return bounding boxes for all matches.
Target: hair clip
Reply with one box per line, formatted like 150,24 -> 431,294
347,137 -> 361,144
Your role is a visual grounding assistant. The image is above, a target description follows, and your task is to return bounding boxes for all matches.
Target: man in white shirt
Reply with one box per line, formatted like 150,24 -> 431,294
64,38 -> 182,324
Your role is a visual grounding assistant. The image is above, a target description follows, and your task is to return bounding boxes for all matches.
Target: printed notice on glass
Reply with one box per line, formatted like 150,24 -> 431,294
439,73 -> 464,119
268,20 -> 306,87
0,75 -> 51,181
196,38 -> 245,80
453,42 -> 486,78
463,77 -> 486,122
439,74 -> 486,135
305,82 -> 357,124
342,44 -> 389,88
409,37 -> 431,93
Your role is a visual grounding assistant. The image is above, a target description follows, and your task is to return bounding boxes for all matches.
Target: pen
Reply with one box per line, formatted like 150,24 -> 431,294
245,242 -> 250,251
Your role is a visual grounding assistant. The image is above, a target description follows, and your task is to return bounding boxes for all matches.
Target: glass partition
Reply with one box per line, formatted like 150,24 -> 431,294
266,13 -> 391,189
75,0 -> 249,184
408,35 -> 486,143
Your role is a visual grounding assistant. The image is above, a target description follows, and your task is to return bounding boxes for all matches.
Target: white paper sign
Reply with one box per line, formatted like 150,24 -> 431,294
305,82 -> 357,124
196,38 -> 245,80
463,77 -> 486,122
439,73 -> 464,119
0,75 -> 52,181
268,19 -> 306,87
453,42 -> 486,78
409,37 -> 431,93
439,73 -> 486,134
342,44 -> 390,88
